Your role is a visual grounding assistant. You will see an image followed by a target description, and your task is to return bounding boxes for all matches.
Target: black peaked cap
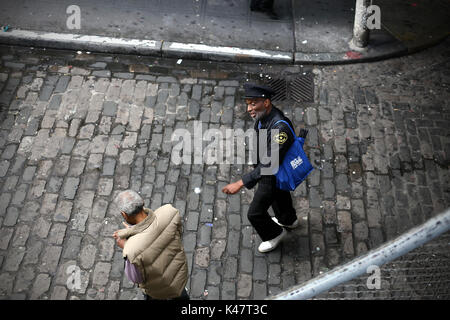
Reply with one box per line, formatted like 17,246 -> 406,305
243,83 -> 276,99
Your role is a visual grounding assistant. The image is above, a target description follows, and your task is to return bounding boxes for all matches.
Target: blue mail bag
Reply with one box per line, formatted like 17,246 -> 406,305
272,120 -> 314,191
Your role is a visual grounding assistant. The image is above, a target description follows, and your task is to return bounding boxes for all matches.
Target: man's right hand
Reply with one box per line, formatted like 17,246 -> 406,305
222,180 -> 244,195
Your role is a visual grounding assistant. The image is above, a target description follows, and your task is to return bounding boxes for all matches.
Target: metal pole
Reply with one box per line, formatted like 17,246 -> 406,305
351,0 -> 371,49
268,207 -> 450,300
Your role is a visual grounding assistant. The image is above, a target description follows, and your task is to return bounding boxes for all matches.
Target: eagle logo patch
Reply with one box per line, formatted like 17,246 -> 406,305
274,132 -> 288,144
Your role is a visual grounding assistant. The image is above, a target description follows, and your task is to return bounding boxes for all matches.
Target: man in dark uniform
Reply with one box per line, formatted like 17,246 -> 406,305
222,83 -> 300,253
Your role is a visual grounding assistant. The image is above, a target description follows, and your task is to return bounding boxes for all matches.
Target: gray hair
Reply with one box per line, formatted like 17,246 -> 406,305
114,190 -> 144,216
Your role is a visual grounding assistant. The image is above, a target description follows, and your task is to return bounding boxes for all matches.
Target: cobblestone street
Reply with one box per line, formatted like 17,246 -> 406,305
0,39 -> 449,300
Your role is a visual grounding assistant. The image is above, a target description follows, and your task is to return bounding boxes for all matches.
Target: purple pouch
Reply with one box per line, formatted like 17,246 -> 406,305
124,259 -> 144,284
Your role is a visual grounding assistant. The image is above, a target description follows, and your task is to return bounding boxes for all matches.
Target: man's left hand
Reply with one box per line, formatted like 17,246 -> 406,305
113,231 -> 127,249
114,236 -> 127,249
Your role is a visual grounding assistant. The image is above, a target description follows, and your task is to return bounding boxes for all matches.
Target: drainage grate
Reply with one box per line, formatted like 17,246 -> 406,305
263,73 -> 314,103
265,78 -> 287,102
290,73 -> 315,103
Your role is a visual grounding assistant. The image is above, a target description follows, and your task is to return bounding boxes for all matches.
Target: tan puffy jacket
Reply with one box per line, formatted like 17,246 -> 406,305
116,205 -> 188,299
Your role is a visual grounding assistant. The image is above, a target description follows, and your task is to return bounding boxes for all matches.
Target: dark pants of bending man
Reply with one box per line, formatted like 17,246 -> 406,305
250,0 -> 274,11
250,0 -> 278,19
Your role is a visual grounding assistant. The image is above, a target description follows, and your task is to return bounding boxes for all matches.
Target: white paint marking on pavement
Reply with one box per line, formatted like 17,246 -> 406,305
0,29 -> 159,48
168,42 -> 292,60
0,29 -> 292,61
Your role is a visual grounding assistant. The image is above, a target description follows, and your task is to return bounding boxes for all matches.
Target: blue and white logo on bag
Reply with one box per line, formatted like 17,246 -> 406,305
290,156 -> 303,170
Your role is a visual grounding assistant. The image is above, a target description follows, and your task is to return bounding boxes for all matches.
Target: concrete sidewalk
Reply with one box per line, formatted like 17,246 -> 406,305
0,0 -> 448,64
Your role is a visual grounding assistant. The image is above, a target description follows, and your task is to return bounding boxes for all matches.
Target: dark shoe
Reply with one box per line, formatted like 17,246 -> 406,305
264,9 -> 279,20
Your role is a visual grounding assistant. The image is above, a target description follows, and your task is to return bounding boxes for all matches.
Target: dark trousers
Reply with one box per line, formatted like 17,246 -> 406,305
247,177 -> 297,242
250,0 -> 274,11
145,288 -> 190,301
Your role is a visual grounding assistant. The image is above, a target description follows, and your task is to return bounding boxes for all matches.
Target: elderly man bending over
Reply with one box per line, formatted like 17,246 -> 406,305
113,189 -> 189,300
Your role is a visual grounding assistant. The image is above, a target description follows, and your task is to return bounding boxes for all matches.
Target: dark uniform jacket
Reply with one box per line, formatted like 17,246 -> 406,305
242,106 -> 295,189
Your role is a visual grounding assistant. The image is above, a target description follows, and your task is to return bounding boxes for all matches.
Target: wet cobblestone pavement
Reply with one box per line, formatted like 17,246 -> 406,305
0,39 -> 449,300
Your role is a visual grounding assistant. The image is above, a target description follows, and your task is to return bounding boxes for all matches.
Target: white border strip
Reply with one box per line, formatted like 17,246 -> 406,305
165,42 -> 293,61
0,29 -> 293,63
0,29 -> 162,54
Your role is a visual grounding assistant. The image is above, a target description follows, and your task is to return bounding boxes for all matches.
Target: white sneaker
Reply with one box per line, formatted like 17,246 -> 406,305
258,229 -> 287,253
272,217 -> 299,229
